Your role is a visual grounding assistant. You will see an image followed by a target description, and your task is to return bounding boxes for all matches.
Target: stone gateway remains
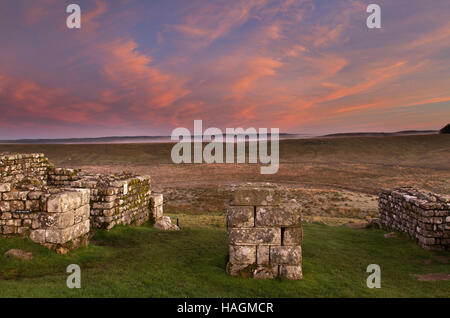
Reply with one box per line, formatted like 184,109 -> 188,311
0,152 -> 176,252
226,183 -> 303,280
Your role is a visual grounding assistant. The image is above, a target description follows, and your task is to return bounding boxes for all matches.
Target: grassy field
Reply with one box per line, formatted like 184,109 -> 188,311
1,134 -> 449,195
1,134 -> 448,220
0,134 -> 448,297
0,215 -> 449,298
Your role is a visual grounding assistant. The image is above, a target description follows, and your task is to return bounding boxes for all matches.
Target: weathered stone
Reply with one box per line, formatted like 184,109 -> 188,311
253,265 -> 279,279
256,204 -> 302,227
47,191 -> 83,213
150,193 -> 163,206
0,212 -> 11,219
280,265 -> 303,280
256,245 -> 270,264
10,200 -> 25,211
92,201 -> 115,209
2,225 -> 15,234
229,245 -> 256,264
0,201 -> 10,212
270,246 -> 302,265
73,205 -> 90,223
227,206 -> 254,228
30,229 -> 46,243
25,200 -> 40,212
228,228 -> 281,245
3,191 -> 28,201
226,263 -> 257,278
27,191 -> 43,200
39,211 -> 74,229
0,183 -> 11,192
283,227 -> 303,245
230,183 -> 282,206
153,204 -> 163,219
45,227 -> 72,244
154,216 -> 180,231
4,249 -> 33,261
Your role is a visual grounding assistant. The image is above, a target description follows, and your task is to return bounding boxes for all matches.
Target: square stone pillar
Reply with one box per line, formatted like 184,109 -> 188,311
226,183 -> 303,279
29,188 -> 90,250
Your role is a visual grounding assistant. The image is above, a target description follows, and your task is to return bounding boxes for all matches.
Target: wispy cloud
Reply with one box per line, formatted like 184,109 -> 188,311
0,0 -> 449,138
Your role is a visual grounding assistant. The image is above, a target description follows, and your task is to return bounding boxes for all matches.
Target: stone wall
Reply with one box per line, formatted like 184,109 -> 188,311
0,153 -> 51,185
48,168 -> 152,230
226,183 -> 303,280
1,152 -> 166,253
378,187 -> 450,250
0,181 -> 90,251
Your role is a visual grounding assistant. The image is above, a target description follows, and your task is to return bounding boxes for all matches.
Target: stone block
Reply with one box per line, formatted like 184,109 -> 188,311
227,206 -> 254,228
229,245 -> 256,264
151,194 -> 163,206
10,201 -> 25,212
270,246 -> 302,265
45,228 -> 71,244
92,201 -> 115,210
30,229 -> 46,243
0,201 -> 10,212
0,212 -> 11,219
283,227 -> 303,245
25,200 -> 40,212
72,219 -> 90,238
229,184 -> 282,206
226,263 -> 256,277
228,228 -> 281,245
3,191 -> 28,201
28,191 -> 43,200
71,188 -> 90,206
0,183 -> 11,192
153,204 -> 163,219
280,265 -> 303,280
47,191 -> 83,213
256,245 -> 270,265
39,211 -> 74,229
2,226 -> 15,234
73,205 -> 90,223
253,265 -> 279,279
256,204 -> 302,227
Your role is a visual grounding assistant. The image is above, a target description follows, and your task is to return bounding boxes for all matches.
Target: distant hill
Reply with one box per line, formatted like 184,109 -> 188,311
0,130 -> 440,144
0,133 -> 294,144
0,136 -> 172,144
322,130 -> 438,138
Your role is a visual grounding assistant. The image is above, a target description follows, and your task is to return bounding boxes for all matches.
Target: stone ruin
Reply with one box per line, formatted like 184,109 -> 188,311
378,187 -> 449,250
48,168 -> 152,230
226,183 -> 303,280
0,152 -> 177,252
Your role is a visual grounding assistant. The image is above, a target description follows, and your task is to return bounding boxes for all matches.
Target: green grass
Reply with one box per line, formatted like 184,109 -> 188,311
0,217 -> 448,297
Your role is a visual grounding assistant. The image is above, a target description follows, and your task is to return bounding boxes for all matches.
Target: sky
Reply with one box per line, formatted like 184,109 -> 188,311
0,0 -> 449,139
